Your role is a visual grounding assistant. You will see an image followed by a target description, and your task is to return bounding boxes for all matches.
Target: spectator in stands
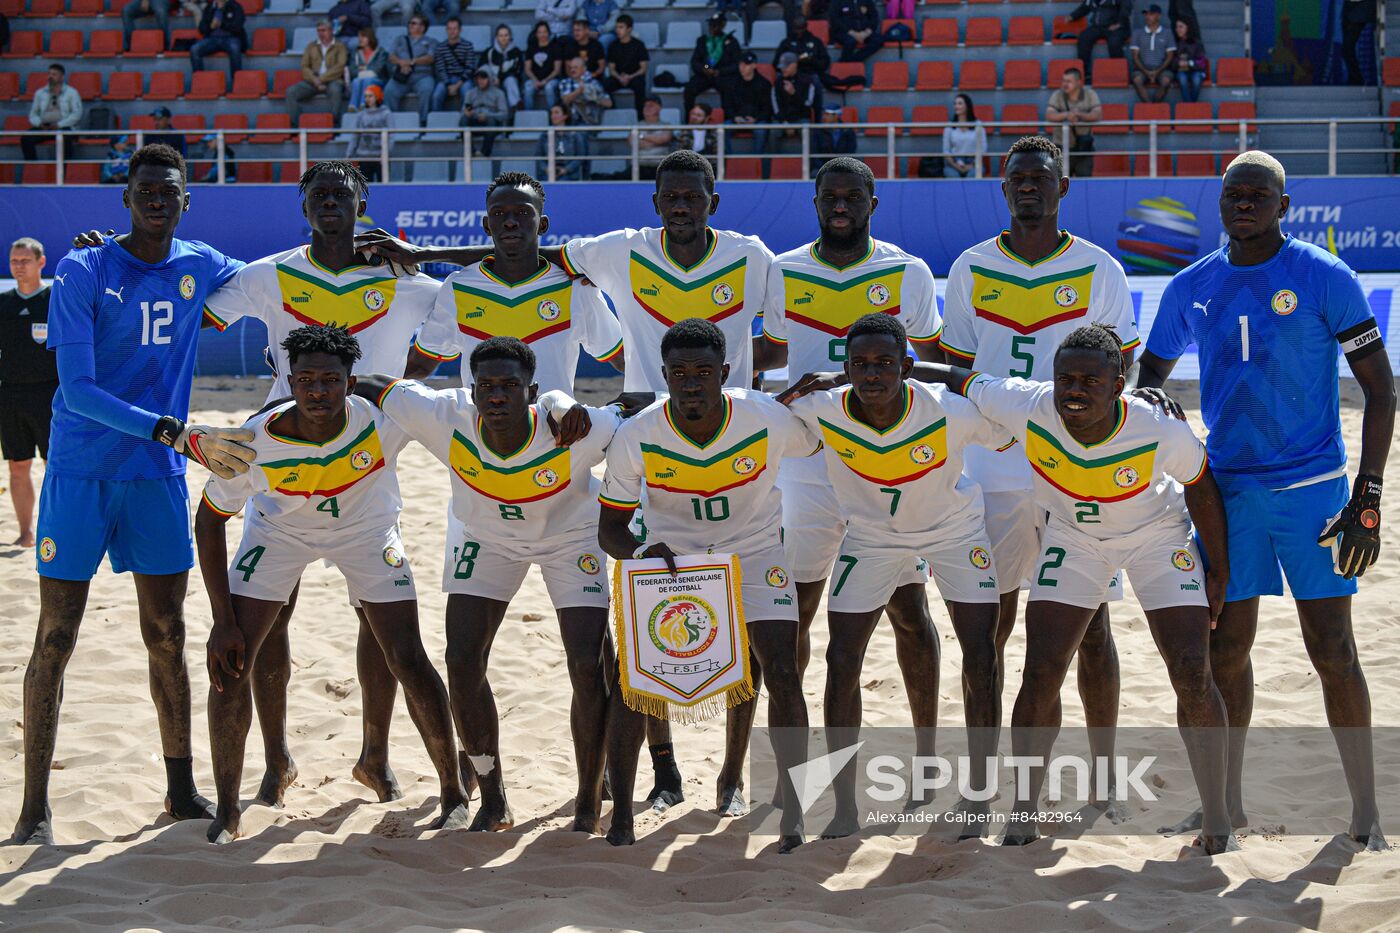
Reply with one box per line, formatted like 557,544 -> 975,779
121,0 -> 171,52
581,0 -> 619,51
684,13 -> 741,115
603,14 -> 649,116
22,64 -> 81,163
1168,0 -> 1198,36
1129,4 -> 1176,103
1342,0 -> 1377,86
830,0 -> 883,63
369,0 -> 407,29
537,0 -> 578,39
193,133 -> 237,182
328,0 -> 372,41
729,51 -> 773,158
942,93 -> 985,179
348,28 -> 391,112
103,136 -> 133,184
347,83 -> 391,181
1173,18 -> 1206,102
189,0 -> 247,79
461,68 -> 509,156
1046,66 -> 1101,176
561,17 -> 607,81
774,16 -> 830,87
559,54 -> 612,125
679,103 -> 717,158
810,104 -> 854,173
1069,0 -> 1129,84
431,17 -> 479,113
772,51 -> 816,126
420,0 -> 462,28
385,13 -> 438,123
482,24 -> 525,111
147,105 -> 189,157
636,96 -> 675,177
288,20 -> 349,125
536,102 -> 589,180
884,0 -> 911,22
525,20 -> 564,109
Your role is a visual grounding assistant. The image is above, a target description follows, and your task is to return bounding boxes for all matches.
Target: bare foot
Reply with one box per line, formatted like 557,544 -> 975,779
1087,798 -> 1131,824
606,820 -> 635,846
716,785 -> 748,818
571,811 -> 601,834
207,807 -> 241,844
352,760 -> 403,803
456,751 -> 480,801
952,798 -> 992,841
1349,820 -> 1390,852
820,810 -> 861,839
256,760 -> 298,808
14,533 -> 35,548
778,833 -> 804,854
1000,830 -> 1040,846
1191,833 -> 1241,855
468,800 -> 515,832
1158,807 -> 1248,836
165,791 -> 217,822
427,801 -> 470,831
9,810 -> 54,846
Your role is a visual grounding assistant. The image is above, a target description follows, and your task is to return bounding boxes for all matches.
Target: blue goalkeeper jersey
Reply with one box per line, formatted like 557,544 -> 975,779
46,237 -> 244,480
1146,236 -> 1374,489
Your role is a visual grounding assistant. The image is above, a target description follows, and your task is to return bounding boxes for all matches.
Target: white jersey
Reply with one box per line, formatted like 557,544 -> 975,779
201,396 -> 410,532
599,388 -> 818,555
203,245 -> 440,399
941,232 -> 1139,492
963,375 -> 1207,539
375,379 -> 620,551
561,227 -> 774,392
411,257 -> 622,395
762,238 -> 942,380
787,380 -> 1009,551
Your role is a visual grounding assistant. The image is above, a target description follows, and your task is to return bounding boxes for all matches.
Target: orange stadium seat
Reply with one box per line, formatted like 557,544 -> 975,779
251,112 -> 292,142
188,70 -> 226,99
1095,101 -> 1130,134
920,17 -> 957,47
870,61 -> 908,91
840,105 -> 858,124
127,29 -> 165,56
1134,153 -> 1172,176
1051,15 -> 1084,45
277,161 -> 305,182
967,0 -> 1000,5
21,71 -> 48,99
1385,58 -> 1400,87
0,72 -> 19,100
724,158 -> 762,180
770,158 -> 803,179
1214,57 -> 1254,87
242,0 -> 263,13
1174,101 -> 1212,132
3,31 -> 43,58
1134,101 -> 1171,130
128,113 -> 156,133
167,28 -> 199,55
1047,58 -> 1083,86
1217,100 -> 1257,133
213,113 -> 249,143
1003,59 -> 1042,89
24,164 -> 58,184
70,0 -> 105,15
27,0 -> 64,16
1093,57 -> 1128,87
269,69 -> 303,99
1176,153 -> 1216,176
67,164 -> 102,184
172,113 -> 205,142
756,63 -> 775,82
239,161 -> 274,183
915,60 -> 953,90
146,70 -> 184,98
248,27 -> 286,56
999,103 -> 1041,136
864,105 -> 904,136
48,31 -> 85,58
1094,154 -> 1130,176
0,115 -> 29,145
228,69 -> 267,99
808,20 -> 828,44
957,60 -> 996,90
1007,17 -> 1044,45
88,30 -> 123,57
910,103 -> 948,135
298,112 -> 334,141
923,0 -> 959,5
964,17 -> 1002,46
68,71 -> 102,100
105,71 -> 143,100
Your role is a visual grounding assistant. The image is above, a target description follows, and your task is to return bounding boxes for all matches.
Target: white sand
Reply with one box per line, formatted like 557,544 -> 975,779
2,377 -> 1398,932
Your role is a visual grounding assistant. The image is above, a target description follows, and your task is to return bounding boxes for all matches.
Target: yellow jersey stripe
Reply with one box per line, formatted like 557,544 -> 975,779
201,490 -> 239,517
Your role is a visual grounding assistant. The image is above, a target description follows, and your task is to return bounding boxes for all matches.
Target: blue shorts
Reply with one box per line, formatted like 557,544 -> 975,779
1213,475 -> 1357,602
35,474 -> 194,580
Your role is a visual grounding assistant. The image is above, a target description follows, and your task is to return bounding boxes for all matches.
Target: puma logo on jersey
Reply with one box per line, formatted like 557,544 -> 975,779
104,287 -> 125,303
979,288 -> 1002,302
793,291 -> 814,306
466,307 -> 487,319
654,467 -> 677,479
639,283 -> 661,297
1037,455 -> 1060,469
1124,224 -> 1144,234
53,273 -> 67,285
1192,299 -> 1212,316
290,291 -> 312,304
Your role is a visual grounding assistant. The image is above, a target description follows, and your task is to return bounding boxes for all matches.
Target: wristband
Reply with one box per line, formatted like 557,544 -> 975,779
1355,473 -> 1382,528
152,415 -> 185,448
633,543 -> 649,559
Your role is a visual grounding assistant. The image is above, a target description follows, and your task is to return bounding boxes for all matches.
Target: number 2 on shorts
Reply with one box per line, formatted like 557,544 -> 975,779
1037,546 -> 1066,587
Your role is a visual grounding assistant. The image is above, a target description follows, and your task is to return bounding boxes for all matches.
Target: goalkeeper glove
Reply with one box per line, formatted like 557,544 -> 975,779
1318,474 -> 1382,579
153,417 -> 256,479
359,250 -> 419,277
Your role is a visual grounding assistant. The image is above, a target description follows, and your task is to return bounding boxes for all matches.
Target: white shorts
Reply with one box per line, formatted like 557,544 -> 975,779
983,488 -> 1123,601
738,543 -> 800,623
780,469 -> 927,590
229,514 -> 417,605
829,525 -> 1001,613
441,512 -> 609,609
1028,520 -> 1207,612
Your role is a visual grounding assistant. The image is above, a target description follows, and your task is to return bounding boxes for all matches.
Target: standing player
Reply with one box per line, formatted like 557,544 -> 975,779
781,314 -> 1006,838
13,145 -> 256,845
1134,151 -> 1394,849
200,160 -> 443,808
352,337 -> 619,834
755,157 -> 945,763
597,319 -> 814,851
1,237 -> 58,548
937,135 -> 1139,802
196,325 -> 467,844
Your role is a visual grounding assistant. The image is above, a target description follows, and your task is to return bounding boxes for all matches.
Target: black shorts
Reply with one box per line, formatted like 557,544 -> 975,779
0,382 -> 57,461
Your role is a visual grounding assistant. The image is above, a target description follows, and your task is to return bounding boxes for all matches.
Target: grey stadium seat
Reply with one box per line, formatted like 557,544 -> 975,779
665,21 -> 701,50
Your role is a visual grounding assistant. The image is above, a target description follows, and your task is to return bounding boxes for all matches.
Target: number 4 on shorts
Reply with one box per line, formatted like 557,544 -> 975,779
235,545 -> 265,582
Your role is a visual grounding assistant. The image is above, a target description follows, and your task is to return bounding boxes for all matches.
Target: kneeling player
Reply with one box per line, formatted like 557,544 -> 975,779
782,314 -> 1008,838
195,325 -> 467,843
598,319 -> 815,852
355,336 -> 619,834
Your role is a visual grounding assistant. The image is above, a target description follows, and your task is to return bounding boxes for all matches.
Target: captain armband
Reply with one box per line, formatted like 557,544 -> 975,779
1337,318 -> 1384,363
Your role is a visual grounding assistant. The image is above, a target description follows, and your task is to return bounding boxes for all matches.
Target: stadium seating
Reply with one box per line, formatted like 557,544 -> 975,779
910,104 -> 948,136
1385,58 -> 1400,87
229,70 -> 269,100
189,71 -> 228,101
3,31 -> 43,57
105,72 -> 143,101
1217,101 -> 1257,133
126,29 -> 165,57
1006,17 -> 1043,46
920,18 -> 956,48
915,61 -> 954,91
1002,60 -> 1041,90
1176,153 -> 1216,176
958,61 -> 997,91
870,62 -> 908,92
964,17 -> 1001,47
1093,58 -> 1129,89
88,31 -> 123,57
48,30 -> 84,58
1214,57 -> 1255,87
864,105 -> 904,137
1175,102 -> 1212,133
999,103 -> 1040,136
0,73 -> 19,101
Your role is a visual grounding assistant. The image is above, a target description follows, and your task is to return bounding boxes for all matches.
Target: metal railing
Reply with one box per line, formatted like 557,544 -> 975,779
2,116 -> 1395,183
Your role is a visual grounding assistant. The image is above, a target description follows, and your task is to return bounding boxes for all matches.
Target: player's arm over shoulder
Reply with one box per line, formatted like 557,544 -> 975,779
937,384 -> 1017,451
201,254 -> 267,332
746,388 -> 820,455
560,227 -> 639,280
960,373 -> 1046,432
1145,399 -> 1208,483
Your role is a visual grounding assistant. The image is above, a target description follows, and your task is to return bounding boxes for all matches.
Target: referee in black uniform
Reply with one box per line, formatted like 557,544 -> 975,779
0,237 -> 58,548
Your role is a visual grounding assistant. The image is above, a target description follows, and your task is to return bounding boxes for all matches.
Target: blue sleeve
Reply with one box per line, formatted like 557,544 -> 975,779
1145,274 -> 1192,360
46,253 -> 98,350
56,342 -> 162,439
1321,260 -> 1372,337
205,244 -> 246,292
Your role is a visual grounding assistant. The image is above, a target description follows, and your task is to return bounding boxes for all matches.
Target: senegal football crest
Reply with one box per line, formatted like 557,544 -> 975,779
537,298 -> 562,321
1114,465 -> 1140,488
783,264 -> 906,336
866,282 -> 891,307
450,279 -> 573,343
909,443 -> 935,465
627,252 -> 747,326
711,282 -> 734,306
765,566 -> 788,587
38,537 -> 56,562
447,428 -> 573,504
1023,409 -> 1156,503
968,263 -> 1095,334
1172,549 -> 1196,571
1053,284 -> 1078,308
383,545 -> 405,568
262,422 -> 387,497
1271,289 -> 1298,315
179,274 -> 196,300
732,455 -> 757,475
534,467 -> 560,488
649,596 -> 718,659
969,547 -> 991,570
275,261 -> 398,334
578,553 -> 601,575
363,288 -> 386,312
351,449 -> 374,471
